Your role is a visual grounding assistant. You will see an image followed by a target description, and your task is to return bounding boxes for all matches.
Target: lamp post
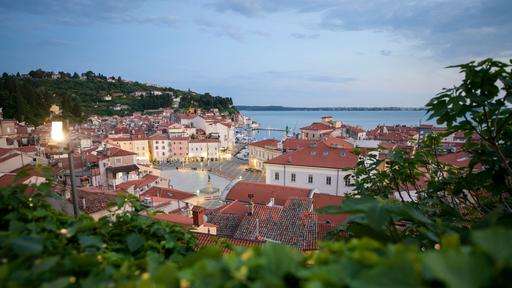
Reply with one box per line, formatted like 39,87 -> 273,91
51,120 -> 80,217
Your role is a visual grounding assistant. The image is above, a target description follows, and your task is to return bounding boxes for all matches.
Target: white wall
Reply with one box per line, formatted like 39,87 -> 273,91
264,163 -> 354,196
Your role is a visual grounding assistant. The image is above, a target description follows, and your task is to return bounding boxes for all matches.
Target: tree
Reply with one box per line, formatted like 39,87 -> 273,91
427,58 -> 512,210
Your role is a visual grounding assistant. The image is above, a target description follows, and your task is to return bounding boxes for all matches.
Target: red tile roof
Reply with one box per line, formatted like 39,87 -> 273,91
152,212 -> 193,227
0,173 -> 17,187
103,147 -> 137,157
189,139 -> 219,143
133,174 -> 159,188
76,188 -> 118,214
140,186 -> 195,201
300,122 -> 333,131
147,133 -> 168,141
438,152 -> 472,168
265,141 -> 358,169
226,181 -> 312,206
312,193 -> 348,227
208,197 -> 318,250
323,137 -> 354,149
282,138 -> 312,151
249,139 -> 279,149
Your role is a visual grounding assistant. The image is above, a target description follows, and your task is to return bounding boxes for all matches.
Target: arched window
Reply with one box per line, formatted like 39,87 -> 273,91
344,174 -> 354,186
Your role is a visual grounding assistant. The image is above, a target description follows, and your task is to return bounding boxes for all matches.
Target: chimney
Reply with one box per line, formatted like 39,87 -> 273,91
248,193 -> 255,216
192,206 -> 205,226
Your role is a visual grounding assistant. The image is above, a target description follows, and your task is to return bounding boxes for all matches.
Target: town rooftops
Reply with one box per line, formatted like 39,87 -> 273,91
282,138 -> 312,151
300,122 -> 333,131
147,133 -> 168,141
312,193 -> 348,227
140,186 -> 195,201
105,164 -> 139,174
77,187 -> 118,214
265,141 -> 358,169
100,147 -> 137,158
115,174 -> 160,191
248,139 -> 279,150
438,151 -> 481,170
323,136 -> 354,149
152,212 -> 193,227
225,181 -> 313,206
189,138 -> 219,143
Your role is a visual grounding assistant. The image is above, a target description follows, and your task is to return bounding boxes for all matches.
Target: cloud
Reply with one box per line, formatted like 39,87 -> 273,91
0,0 -> 178,27
209,0 -> 265,17
195,19 -> 269,42
210,0 -> 512,59
380,50 -> 392,56
290,33 -> 319,40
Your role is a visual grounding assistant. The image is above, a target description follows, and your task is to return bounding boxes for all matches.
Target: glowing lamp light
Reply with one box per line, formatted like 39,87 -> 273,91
51,121 -> 65,143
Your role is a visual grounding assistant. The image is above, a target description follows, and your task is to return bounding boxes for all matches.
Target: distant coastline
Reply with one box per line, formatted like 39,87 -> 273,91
236,105 -> 426,111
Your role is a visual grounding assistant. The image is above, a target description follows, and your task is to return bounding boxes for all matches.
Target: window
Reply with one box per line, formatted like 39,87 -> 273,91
156,141 -> 159,144
344,174 -> 353,186
326,176 -> 332,185
274,172 -> 280,181
115,158 -> 121,164
308,174 -> 313,183
291,173 -> 296,182
162,152 -> 165,156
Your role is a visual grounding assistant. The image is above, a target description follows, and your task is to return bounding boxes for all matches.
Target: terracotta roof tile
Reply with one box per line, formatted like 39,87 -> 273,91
265,141 -> 358,169
300,122 -> 333,131
140,186 -> 195,200
226,181 -> 312,206
249,139 -> 279,149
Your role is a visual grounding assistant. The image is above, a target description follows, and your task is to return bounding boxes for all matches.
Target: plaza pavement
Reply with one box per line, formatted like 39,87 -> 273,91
166,158 -> 265,182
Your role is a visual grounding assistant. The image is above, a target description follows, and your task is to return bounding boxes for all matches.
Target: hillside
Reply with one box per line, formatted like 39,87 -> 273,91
0,69 -> 236,125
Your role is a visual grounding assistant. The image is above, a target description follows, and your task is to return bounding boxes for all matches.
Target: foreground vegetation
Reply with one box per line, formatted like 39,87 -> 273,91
0,59 -> 511,287
0,70 -> 236,125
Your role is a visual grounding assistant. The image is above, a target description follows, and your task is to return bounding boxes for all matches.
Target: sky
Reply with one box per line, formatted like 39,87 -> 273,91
0,0 -> 511,107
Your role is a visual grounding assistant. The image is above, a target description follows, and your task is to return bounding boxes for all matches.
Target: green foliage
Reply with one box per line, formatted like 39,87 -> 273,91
0,184 -> 195,287
0,70 -> 236,125
178,91 -> 236,115
427,58 -> 512,194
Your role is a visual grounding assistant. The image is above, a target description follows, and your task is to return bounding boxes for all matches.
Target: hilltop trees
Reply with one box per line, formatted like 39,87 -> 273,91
0,70 -> 237,125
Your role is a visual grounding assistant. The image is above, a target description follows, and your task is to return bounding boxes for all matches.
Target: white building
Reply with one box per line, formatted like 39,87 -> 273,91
148,133 -> 171,163
264,141 -> 358,196
248,139 -> 282,170
300,122 -> 335,141
190,115 -> 234,151
188,139 -> 220,161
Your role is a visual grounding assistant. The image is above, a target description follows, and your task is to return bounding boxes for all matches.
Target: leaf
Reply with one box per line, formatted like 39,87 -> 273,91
423,250 -> 492,288
78,235 -> 103,248
41,277 -> 70,288
126,233 -> 144,252
33,256 -> 60,273
11,236 -> 43,255
472,227 -> 512,265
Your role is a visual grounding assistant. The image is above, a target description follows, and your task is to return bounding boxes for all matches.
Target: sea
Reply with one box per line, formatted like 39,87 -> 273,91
241,110 -> 436,140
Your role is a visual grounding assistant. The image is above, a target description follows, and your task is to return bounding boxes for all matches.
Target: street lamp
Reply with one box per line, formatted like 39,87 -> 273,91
51,120 -> 80,218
